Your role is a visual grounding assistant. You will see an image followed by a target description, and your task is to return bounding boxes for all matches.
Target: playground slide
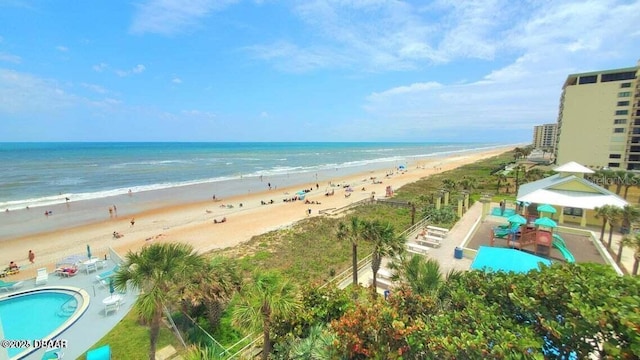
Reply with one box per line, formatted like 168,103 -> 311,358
552,234 -> 575,263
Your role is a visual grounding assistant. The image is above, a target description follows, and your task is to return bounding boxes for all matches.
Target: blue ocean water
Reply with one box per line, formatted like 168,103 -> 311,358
0,142 -> 503,211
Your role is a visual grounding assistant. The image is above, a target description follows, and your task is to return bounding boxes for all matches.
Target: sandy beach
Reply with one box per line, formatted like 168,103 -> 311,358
2,147 -> 512,280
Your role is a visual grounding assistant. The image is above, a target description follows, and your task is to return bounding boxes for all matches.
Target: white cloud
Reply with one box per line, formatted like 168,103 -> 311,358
0,69 -> 78,114
181,109 -> 216,119
130,0 -> 239,35
260,111 -> 269,118
115,64 -> 146,77
172,77 -> 182,84
56,45 -> 68,52
0,52 -> 21,64
92,63 -> 108,72
81,83 -> 108,94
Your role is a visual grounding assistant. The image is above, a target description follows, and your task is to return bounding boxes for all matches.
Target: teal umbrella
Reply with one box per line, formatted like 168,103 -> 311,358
109,278 -> 115,295
537,204 -> 557,214
86,244 -> 92,259
507,214 -> 527,225
534,216 -> 557,228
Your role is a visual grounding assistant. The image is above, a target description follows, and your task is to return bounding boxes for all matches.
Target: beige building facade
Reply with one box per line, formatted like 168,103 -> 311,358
555,64 -> 640,170
532,123 -> 557,152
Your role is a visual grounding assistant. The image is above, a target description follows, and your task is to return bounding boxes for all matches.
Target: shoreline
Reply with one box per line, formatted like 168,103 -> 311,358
2,147 -> 513,280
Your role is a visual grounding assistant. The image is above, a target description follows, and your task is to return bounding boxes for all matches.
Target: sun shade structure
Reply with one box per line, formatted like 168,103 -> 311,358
507,214 -> 527,225
537,204 -> 557,214
534,217 -> 558,228
517,162 -> 627,210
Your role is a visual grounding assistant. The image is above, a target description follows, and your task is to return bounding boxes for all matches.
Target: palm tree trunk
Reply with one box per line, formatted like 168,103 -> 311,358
624,185 -> 631,199
607,226 -> 614,249
616,245 -> 624,263
633,257 -> 639,276
600,221 -> 606,242
371,254 -> 381,290
352,243 -> 358,286
261,305 -> 271,360
149,308 -> 162,360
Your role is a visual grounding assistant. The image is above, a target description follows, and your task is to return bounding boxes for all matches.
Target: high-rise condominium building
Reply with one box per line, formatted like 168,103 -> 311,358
532,123 -> 557,152
555,63 -> 640,170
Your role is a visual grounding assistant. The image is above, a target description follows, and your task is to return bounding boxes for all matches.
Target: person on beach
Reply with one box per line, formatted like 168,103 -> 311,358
28,250 -> 35,263
108,207 -> 113,218
113,205 -> 117,217
130,218 -> 135,226
8,261 -> 18,271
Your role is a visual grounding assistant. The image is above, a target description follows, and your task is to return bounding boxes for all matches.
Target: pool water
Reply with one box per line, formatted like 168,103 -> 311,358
0,291 -> 77,358
471,246 -> 551,273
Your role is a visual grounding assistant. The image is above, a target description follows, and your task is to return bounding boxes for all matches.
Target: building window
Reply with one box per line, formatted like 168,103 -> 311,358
609,154 -> 622,159
602,71 -> 637,82
615,110 -> 629,115
621,82 -> 632,88
618,101 -> 630,106
608,162 -> 621,168
614,119 -> 627,124
614,128 -> 625,133
563,207 -> 583,217
578,75 -> 598,84
618,92 -> 631,97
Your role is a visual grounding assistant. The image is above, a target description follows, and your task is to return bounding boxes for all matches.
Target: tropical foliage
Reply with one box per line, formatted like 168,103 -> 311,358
113,243 -> 205,360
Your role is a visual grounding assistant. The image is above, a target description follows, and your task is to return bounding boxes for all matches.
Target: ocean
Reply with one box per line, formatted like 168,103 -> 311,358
0,142 -> 512,239
0,142 -> 504,211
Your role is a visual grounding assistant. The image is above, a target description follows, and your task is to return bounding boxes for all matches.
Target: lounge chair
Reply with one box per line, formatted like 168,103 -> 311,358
0,279 -> 24,292
35,267 -> 49,285
86,345 -> 111,360
96,265 -> 119,282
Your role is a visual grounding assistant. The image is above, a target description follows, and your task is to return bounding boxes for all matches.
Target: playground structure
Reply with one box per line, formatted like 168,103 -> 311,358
491,214 -> 575,263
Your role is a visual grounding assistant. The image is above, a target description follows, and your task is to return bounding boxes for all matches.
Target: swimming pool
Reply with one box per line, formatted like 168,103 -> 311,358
0,287 -> 89,359
471,246 -> 551,273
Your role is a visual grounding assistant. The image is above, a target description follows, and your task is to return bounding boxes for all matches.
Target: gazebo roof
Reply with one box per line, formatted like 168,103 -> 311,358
517,173 -> 627,210
553,161 -> 594,174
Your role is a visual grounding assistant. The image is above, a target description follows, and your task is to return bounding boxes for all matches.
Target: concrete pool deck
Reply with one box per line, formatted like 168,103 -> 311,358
1,255 -> 138,360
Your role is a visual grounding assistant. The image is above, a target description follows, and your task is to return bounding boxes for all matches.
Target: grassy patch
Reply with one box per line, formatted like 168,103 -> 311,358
83,310 -> 182,359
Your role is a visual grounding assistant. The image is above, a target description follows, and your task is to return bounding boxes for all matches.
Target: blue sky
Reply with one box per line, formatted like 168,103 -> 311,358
1,0 -> 639,143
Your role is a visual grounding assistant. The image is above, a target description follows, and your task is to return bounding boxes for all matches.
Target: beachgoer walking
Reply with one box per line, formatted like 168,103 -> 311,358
113,205 -> 117,217
28,250 -> 35,263
108,207 -> 113,218
268,182 -> 271,190
307,208 -> 312,216
130,218 -> 135,226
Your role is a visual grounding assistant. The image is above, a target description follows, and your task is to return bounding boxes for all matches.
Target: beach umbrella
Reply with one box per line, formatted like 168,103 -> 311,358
537,204 -> 557,214
109,278 -> 115,295
86,244 -> 92,259
507,214 -> 527,225
534,216 -> 557,228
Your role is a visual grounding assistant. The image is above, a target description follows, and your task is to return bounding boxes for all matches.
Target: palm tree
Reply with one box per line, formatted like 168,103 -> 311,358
514,165 -> 525,194
607,206 -> 622,249
336,216 -> 363,286
442,178 -> 458,192
390,254 -> 462,298
622,173 -> 638,200
594,205 -> 613,243
360,220 -> 405,291
612,170 -> 628,195
459,176 -> 478,192
232,271 -> 301,360
623,233 -> 640,275
616,236 -> 634,264
288,324 -> 336,359
620,205 -> 640,234
113,242 -> 205,360
494,173 -> 507,194
179,256 -> 242,328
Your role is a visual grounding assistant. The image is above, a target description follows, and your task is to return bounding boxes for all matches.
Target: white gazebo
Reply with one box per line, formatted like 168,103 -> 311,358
517,162 -> 628,226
